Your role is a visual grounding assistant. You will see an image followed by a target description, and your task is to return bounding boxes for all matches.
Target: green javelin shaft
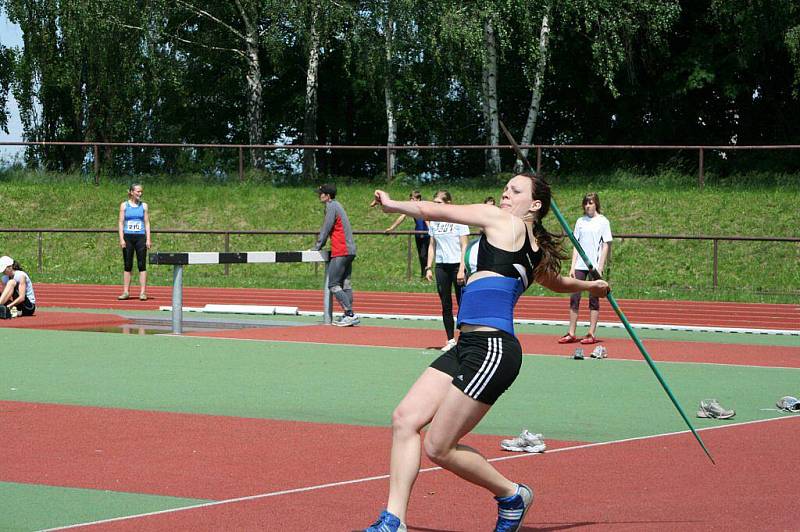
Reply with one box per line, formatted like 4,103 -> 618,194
498,120 -> 715,464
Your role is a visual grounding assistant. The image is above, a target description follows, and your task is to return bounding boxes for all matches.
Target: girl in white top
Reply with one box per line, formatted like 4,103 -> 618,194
558,192 -> 612,345
0,256 -> 36,316
426,190 -> 469,352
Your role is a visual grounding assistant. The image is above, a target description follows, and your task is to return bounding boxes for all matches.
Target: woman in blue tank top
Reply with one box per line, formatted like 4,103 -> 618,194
117,183 -> 151,301
365,174 -> 609,532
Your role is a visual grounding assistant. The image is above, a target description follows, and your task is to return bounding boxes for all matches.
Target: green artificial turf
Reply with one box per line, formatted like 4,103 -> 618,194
0,481 -> 207,531
1,328 -> 796,443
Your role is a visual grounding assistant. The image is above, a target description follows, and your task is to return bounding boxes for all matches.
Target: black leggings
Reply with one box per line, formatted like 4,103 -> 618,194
415,234 -> 430,278
123,234 -> 147,272
435,263 -> 462,340
569,269 -> 600,311
10,286 -> 35,316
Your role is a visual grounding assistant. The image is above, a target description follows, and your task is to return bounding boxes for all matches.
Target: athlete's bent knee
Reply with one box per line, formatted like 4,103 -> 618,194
391,405 -> 426,436
423,437 -> 452,466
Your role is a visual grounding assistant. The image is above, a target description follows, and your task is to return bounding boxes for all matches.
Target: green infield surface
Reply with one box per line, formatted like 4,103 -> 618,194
1,319 -> 798,530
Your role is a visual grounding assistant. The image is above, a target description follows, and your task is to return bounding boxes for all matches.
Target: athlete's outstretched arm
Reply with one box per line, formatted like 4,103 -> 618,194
538,271 -> 608,296
372,190 -> 503,232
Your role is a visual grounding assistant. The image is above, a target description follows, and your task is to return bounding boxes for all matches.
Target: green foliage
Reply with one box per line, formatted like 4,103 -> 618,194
2,1 -> 800,179
0,171 -> 796,304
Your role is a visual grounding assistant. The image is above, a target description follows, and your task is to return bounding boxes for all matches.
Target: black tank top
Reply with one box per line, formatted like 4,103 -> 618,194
474,229 -> 541,290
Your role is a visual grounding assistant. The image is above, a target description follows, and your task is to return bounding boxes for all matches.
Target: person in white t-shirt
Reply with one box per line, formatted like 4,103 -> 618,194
558,192 -> 612,345
426,190 -> 469,352
0,255 -> 36,316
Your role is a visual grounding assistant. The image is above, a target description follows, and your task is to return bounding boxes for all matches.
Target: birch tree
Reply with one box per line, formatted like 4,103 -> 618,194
302,0 -> 321,181
0,45 -> 11,133
349,0 -> 421,180
502,0 -> 680,169
516,2 -> 551,172
288,0 -> 354,181
169,0 -> 287,167
481,16 -> 501,174
3,0 -> 156,170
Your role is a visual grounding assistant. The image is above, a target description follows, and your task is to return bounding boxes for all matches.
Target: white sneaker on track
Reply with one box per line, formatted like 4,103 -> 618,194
500,430 -> 546,453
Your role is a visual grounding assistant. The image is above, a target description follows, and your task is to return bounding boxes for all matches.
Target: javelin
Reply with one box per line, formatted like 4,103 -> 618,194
498,119 -> 715,464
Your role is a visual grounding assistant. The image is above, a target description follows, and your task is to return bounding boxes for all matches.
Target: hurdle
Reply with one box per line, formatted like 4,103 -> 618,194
150,250 -> 331,334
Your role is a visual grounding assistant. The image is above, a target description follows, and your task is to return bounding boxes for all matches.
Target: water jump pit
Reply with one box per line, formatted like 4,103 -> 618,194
0,311 -> 310,335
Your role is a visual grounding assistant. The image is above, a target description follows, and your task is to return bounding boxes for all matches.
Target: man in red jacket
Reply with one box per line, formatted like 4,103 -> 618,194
312,184 -> 360,326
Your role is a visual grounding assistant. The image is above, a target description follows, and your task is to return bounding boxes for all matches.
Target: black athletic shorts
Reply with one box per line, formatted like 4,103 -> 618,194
430,330 -> 522,405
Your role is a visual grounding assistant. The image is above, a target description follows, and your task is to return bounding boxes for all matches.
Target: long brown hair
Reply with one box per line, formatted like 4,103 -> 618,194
521,172 -> 566,279
582,192 -> 602,213
434,190 -> 452,203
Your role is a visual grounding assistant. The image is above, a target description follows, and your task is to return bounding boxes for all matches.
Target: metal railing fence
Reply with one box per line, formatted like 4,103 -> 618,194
4,140 -> 800,186
0,227 -> 797,294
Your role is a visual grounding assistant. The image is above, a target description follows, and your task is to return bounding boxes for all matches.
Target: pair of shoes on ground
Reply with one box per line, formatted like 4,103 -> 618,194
500,429 -> 546,453
441,338 -> 457,352
572,346 -> 606,359
697,399 -> 735,419
364,484 -> 533,532
332,314 -> 360,327
117,292 -> 148,301
558,332 -> 598,345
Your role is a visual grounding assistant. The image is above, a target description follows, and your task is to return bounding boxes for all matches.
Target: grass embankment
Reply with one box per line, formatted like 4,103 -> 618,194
0,171 -> 797,303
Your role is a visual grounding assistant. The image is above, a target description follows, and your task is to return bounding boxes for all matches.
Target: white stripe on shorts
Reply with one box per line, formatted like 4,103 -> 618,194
464,337 -> 503,400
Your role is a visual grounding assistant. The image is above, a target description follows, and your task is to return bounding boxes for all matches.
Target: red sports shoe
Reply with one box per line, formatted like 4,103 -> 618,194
558,333 -> 578,344
580,334 -> 598,345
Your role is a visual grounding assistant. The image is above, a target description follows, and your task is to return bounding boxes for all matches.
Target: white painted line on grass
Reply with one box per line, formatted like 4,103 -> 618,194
39,415 -> 798,531
162,333 -> 800,371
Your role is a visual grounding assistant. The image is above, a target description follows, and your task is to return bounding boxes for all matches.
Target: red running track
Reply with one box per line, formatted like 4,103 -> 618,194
34,283 -> 800,331
3,401 -> 799,531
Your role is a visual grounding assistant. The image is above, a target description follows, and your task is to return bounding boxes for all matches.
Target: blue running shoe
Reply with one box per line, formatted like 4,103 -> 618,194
364,509 -> 407,532
494,483 -> 534,532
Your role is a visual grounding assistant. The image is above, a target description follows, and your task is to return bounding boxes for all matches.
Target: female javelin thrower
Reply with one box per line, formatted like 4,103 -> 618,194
365,173 -> 609,532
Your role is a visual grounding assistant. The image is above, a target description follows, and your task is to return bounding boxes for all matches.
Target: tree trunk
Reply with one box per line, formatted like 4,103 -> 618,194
516,5 -> 550,173
482,18 -> 500,175
245,38 -> 263,168
384,14 -> 397,182
480,50 -> 492,169
303,2 -> 321,182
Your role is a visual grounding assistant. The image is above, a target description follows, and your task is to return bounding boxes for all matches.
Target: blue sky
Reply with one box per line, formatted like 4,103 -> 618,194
0,8 -> 23,147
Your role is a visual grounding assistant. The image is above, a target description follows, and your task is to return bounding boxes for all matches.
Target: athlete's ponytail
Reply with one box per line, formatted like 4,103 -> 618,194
522,173 -> 566,278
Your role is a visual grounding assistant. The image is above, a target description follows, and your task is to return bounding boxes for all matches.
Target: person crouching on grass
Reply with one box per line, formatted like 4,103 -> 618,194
365,173 -> 609,532
0,256 -> 36,317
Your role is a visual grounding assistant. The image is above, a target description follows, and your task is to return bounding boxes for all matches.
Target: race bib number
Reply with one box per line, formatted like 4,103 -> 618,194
126,220 -> 143,232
